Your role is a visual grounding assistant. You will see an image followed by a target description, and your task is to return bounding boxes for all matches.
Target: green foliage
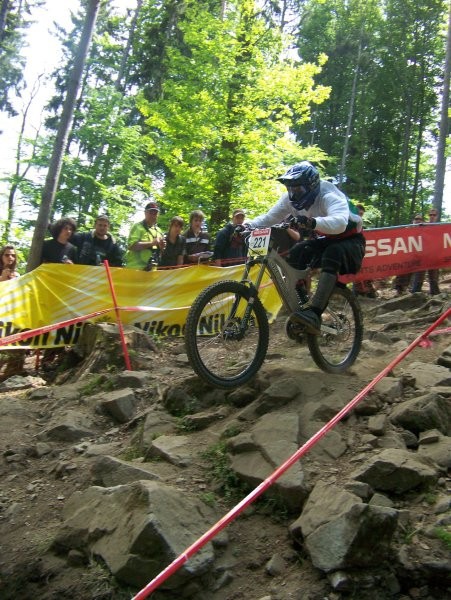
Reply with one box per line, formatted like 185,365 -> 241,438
202,440 -> 248,501
175,415 -> 198,432
295,0 -> 447,224
220,423 -> 243,439
0,0 -> 39,116
256,494 -> 290,522
120,443 -> 144,461
80,374 -> 109,396
199,491 -> 217,507
137,0 -> 330,228
433,526 -> 451,549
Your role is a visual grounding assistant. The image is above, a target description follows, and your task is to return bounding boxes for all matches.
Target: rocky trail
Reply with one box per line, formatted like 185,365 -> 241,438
0,283 -> 450,600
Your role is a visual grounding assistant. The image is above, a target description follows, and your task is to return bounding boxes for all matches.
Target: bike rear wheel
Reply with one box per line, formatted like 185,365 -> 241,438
185,280 -> 269,389
307,285 -> 363,373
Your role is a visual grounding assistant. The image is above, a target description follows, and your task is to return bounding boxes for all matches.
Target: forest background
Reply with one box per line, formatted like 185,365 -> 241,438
0,0 -> 450,272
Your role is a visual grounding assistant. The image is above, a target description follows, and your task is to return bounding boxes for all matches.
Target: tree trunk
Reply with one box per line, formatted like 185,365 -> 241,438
4,75 -> 43,242
115,0 -> 142,91
433,0 -> 451,220
26,0 -> 101,272
339,29 -> 363,185
0,0 -> 9,42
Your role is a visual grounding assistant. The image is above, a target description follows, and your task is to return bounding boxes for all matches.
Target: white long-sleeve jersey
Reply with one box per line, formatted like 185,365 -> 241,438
249,180 -> 362,237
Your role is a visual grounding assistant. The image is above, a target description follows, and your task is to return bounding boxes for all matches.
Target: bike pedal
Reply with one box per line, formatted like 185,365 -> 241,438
285,318 -> 306,341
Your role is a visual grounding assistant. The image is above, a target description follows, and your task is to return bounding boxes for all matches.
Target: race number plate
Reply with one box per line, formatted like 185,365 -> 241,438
248,228 -> 271,256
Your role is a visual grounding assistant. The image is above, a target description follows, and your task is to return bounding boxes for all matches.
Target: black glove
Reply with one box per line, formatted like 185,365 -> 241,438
295,215 -> 316,230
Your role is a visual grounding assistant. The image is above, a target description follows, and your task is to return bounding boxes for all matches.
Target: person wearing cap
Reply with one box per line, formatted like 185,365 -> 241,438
71,215 -> 124,267
410,208 -> 441,295
213,209 -> 248,266
248,162 -> 365,335
125,201 -> 165,270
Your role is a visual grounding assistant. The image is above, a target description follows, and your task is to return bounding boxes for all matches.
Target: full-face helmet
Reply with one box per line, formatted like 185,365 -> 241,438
277,162 -> 320,210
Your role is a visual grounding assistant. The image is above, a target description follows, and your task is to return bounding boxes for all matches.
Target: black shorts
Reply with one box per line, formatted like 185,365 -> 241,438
288,233 -> 366,275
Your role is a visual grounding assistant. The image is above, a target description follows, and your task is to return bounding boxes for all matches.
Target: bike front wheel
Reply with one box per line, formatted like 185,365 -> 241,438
307,285 -> 363,373
185,280 -> 270,389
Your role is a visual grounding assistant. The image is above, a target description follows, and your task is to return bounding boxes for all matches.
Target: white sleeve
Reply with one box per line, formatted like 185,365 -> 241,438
249,194 -> 292,227
310,191 -> 349,235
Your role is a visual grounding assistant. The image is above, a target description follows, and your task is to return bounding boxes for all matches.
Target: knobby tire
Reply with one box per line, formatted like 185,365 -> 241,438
185,280 -> 269,389
307,285 -> 363,373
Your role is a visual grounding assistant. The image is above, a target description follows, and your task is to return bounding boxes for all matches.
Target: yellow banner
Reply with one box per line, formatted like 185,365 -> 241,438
0,264 -> 281,349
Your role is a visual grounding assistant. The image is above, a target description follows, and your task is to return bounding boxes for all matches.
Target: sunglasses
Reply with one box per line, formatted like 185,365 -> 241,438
3,253 -> 16,257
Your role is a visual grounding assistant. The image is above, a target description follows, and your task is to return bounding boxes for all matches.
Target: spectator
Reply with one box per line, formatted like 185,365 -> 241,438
0,244 -> 25,380
0,244 -> 20,281
393,214 -> 424,295
184,210 -> 211,263
213,209 -> 248,266
71,215 -> 124,266
158,216 -> 186,267
40,217 -> 78,264
410,208 -> 440,295
125,201 -> 165,270
353,203 -> 377,298
39,219 -> 78,370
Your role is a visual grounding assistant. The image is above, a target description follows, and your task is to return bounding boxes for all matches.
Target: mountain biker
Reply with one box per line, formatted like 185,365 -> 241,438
248,162 -> 366,334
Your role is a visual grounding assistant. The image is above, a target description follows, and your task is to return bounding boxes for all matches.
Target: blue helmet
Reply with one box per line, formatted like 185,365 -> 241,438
277,162 -> 320,210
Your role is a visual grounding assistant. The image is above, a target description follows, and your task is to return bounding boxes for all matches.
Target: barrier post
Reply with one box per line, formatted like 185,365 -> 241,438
103,260 -> 132,371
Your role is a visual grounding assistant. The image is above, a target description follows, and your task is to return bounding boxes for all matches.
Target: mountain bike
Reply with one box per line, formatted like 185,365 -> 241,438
184,225 -> 363,389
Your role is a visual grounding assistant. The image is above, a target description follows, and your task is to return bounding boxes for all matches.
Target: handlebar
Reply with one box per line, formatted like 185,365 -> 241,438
234,222 -> 291,236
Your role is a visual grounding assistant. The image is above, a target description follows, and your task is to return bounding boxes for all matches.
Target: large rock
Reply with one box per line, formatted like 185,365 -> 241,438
227,412 -> 309,511
417,434 -> 451,469
289,482 -> 362,538
350,448 -> 438,493
146,434 -> 193,467
98,388 -> 138,423
389,392 -> 451,436
399,361 -> 451,389
290,481 -> 398,573
38,410 -> 96,442
141,410 -> 177,448
91,455 -> 160,486
254,377 -> 301,415
304,503 -> 398,572
53,481 -> 216,589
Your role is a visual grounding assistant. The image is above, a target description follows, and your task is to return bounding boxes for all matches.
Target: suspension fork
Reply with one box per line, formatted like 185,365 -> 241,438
233,257 -> 268,335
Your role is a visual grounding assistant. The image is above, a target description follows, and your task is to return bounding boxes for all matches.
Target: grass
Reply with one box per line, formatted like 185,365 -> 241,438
220,423 -> 243,439
433,526 -> 451,549
80,374 -> 107,395
202,441 -> 248,501
200,491 -> 217,507
119,443 -> 144,461
175,415 -> 198,432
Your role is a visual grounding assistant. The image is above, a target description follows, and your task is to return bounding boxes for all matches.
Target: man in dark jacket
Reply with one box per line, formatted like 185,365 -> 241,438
213,209 -> 247,266
72,215 -> 124,267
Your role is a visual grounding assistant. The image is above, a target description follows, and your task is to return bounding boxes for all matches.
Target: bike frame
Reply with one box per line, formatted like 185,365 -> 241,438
239,234 -> 310,314
236,231 -> 338,337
